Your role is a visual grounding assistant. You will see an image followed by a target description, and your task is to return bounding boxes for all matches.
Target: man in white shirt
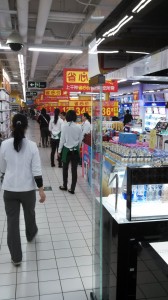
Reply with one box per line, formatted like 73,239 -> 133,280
58,110 -> 82,194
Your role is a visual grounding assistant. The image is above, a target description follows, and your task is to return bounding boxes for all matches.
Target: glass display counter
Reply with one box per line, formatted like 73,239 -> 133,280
89,77 -> 168,300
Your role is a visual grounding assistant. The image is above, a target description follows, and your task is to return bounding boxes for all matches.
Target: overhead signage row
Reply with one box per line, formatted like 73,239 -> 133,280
63,68 -> 118,92
27,81 -> 47,88
26,91 -> 37,96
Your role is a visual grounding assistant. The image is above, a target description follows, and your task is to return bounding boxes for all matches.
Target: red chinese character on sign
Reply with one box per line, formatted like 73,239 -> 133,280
78,72 -> 88,83
67,72 -> 76,82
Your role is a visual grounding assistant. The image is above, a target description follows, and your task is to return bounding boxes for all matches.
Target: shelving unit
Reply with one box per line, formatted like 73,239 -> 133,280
0,89 -> 11,139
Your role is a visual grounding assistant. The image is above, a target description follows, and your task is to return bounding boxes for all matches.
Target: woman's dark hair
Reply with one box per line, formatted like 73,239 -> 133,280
66,110 -> 77,122
83,112 -> 91,123
41,108 -> 46,115
12,113 -> 28,152
54,108 -> 60,124
60,111 -> 66,117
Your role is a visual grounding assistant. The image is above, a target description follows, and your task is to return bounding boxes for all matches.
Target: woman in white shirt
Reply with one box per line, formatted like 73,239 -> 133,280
0,113 -> 46,266
81,112 -> 91,140
49,108 -> 63,167
58,110 -> 82,194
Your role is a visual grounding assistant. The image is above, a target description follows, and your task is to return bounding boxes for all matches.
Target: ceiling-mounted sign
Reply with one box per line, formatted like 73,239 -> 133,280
63,68 -> 118,92
27,81 -> 47,88
44,89 -> 69,99
26,99 -> 34,105
26,91 -> 37,96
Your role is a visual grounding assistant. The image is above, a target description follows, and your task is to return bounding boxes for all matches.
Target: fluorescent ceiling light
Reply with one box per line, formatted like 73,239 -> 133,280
97,50 -> 119,54
18,54 -> 26,101
132,0 -> 152,13
108,16 -> 133,36
117,79 -> 127,83
132,81 -> 140,85
13,75 -> 18,78
28,47 -> 83,54
10,82 -> 19,84
91,50 -> 119,54
103,15 -> 129,37
91,15 -> 105,20
0,43 -> 10,50
89,38 -> 105,53
126,50 -> 150,55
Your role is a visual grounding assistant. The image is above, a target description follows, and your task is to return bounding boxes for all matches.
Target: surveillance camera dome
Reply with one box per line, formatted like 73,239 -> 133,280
6,31 -> 24,52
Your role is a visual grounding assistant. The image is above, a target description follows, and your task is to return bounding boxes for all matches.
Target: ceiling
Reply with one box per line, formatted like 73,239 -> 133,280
0,0 -> 122,99
0,0 -> 168,100
96,0 -> 168,74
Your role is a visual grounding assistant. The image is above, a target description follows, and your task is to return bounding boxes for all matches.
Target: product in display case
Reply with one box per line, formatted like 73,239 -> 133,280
0,89 -> 11,139
127,166 -> 168,221
144,106 -> 166,130
155,121 -> 168,133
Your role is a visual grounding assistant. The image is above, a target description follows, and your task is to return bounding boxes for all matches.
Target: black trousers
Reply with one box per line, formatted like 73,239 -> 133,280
63,151 -> 79,192
4,190 -> 38,263
40,127 -> 49,146
50,138 -> 62,166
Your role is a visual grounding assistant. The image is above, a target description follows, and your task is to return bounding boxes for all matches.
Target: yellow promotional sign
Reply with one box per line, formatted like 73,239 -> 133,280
64,69 -> 88,84
149,129 -> 157,149
69,100 -> 91,106
44,89 -> 69,97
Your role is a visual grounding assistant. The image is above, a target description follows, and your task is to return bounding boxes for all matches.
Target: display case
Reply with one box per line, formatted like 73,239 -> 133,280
91,81 -> 168,300
127,166 -> 168,221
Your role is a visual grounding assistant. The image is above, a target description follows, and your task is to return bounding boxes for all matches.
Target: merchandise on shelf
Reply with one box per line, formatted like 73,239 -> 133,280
0,89 -> 11,139
144,106 -> 166,130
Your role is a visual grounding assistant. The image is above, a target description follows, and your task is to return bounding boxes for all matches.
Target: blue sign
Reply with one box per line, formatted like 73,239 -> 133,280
26,99 -> 34,105
144,101 -> 165,107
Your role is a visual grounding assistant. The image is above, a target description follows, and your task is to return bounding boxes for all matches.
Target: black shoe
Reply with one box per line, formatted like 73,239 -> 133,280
59,186 -> 67,191
11,259 -> 22,266
27,229 -> 38,242
58,165 -> 62,168
51,164 -> 55,167
68,189 -> 75,194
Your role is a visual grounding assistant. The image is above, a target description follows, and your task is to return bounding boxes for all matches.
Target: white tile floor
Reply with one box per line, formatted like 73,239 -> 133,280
0,120 -> 93,300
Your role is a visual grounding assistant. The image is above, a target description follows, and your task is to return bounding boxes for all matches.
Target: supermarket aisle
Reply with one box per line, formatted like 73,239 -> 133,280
0,119 -> 93,300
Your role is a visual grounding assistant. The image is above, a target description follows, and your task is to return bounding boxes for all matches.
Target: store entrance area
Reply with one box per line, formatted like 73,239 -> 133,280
0,120 -> 92,300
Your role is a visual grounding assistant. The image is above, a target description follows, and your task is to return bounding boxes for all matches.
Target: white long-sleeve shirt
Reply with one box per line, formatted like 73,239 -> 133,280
81,120 -> 91,140
58,122 -> 82,153
49,117 -> 63,139
0,138 -> 42,192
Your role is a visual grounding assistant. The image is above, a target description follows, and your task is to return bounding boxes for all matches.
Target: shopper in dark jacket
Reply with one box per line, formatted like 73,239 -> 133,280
123,109 -> 133,126
37,108 -> 50,147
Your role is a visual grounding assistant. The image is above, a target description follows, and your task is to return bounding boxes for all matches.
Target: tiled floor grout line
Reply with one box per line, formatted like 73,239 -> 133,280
43,196 -> 65,300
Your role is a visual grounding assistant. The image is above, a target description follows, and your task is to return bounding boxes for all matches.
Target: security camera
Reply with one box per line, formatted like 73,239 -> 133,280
6,31 -> 24,52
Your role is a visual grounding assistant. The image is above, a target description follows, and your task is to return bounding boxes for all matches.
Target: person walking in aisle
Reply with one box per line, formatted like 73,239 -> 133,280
123,109 -> 133,126
49,108 -> 63,167
60,111 -> 66,122
81,112 -> 91,140
0,113 -> 46,266
58,110 -> 82,194
37,108 -> 50,147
